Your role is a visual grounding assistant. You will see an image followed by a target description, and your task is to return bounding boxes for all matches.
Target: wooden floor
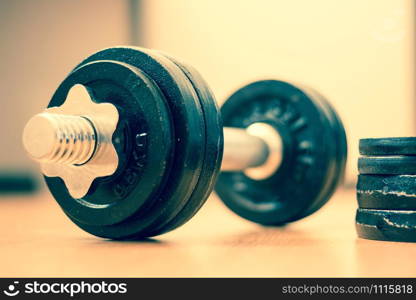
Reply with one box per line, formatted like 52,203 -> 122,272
1,187 -> 415,277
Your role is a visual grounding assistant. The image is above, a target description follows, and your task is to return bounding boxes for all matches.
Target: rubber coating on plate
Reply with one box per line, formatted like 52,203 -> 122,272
360,137 -> 416,156
358,156 -> 416,175
356,208 -> 416,242
357,175 -> 416,210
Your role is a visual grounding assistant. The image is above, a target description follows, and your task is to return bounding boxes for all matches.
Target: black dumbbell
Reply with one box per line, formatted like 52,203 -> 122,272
22,47 -> 347,239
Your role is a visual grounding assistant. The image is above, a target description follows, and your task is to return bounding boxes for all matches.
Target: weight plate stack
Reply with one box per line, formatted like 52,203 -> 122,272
356,137 -> 416,242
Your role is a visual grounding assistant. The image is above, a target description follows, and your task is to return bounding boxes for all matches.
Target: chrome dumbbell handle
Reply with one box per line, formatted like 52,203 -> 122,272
222,123 -> 283,180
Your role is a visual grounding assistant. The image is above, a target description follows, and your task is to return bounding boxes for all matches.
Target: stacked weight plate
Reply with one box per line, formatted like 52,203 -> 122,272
356,137 -> 416,242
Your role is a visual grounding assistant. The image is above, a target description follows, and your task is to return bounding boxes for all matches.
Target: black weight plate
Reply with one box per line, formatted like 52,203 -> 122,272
360,137 -> 416,156
145,53 -> 223,236
216,80 -> 344,225
290,84 -> 347,220
356,208 -> 416,242
46,60 -> 174,230
49,47 -> 206,239
357,175 -> 416,209
358,156 -> 416,175
74,47 -> 206,239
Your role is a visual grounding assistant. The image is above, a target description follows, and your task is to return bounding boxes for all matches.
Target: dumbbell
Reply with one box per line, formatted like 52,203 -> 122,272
22,47 -> 347,239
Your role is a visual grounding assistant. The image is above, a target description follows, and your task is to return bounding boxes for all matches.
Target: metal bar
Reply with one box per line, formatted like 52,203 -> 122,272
221,127 -> 269,171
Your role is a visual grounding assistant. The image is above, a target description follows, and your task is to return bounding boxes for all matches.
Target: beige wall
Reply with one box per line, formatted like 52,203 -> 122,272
0,0 -> 129,169
1,0 -> 414,183
142,0 -> 415,182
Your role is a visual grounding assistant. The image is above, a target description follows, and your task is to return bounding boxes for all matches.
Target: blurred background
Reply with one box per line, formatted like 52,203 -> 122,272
0,0 -> 414,194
